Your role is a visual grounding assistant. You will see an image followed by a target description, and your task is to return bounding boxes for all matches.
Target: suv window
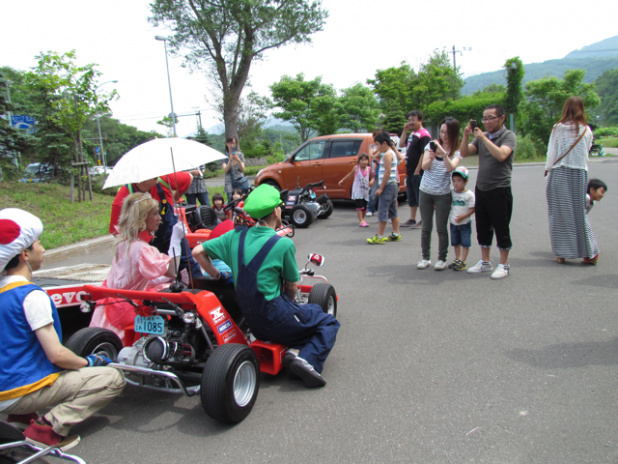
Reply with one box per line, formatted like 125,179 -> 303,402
294,140 -> 327,161
328,139 -> 363,158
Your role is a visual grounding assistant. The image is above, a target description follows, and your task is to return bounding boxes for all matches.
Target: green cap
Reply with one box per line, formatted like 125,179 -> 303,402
244,184 -> 283,219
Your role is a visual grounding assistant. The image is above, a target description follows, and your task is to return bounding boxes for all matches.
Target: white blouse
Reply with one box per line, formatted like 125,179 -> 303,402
545,122 -> 593,171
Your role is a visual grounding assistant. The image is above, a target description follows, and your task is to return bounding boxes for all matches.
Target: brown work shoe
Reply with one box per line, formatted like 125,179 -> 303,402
24,420 -> 81,451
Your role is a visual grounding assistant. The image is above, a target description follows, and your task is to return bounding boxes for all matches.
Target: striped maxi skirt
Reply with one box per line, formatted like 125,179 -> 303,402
546,166 -> 599,259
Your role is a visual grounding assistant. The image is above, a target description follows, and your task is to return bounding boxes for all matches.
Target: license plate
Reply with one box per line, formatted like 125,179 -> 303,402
310,191 -> 316,199
134,315 -> 166,335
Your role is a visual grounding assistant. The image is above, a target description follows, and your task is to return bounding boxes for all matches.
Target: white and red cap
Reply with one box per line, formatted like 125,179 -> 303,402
0,208 -> 43,272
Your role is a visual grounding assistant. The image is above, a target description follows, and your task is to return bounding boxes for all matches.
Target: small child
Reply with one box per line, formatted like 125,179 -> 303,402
448,166 -> 475,271
212,192 -> 226,222
339,153 -> 374,227
228,188 -> 245,222
586,178 -> 607,214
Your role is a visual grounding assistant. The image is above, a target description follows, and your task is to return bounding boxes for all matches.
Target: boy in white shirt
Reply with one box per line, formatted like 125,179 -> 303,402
448,167 -> 475,271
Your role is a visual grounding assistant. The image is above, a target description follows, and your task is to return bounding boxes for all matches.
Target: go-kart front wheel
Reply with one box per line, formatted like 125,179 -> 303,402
201,343 -> 260,424
291,204 -> 313,228
64,327 -> 123,361
308,283 -> 337,318
318,200 -> 334,219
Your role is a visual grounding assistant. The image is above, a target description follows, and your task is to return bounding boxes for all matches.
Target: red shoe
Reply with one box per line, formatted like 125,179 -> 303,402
7,412 -> 39,431
582,254 -> 599,265
23,420 -> 81,451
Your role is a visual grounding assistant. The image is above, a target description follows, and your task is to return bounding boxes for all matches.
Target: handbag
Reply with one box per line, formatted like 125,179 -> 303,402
234,175 -> 250,191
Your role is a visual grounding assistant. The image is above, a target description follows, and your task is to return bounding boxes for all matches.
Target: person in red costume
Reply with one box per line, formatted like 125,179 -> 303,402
108,173 -> 202,279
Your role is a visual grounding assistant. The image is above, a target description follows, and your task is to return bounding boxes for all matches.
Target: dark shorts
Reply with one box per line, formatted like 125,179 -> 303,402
355,199 -> 368,211
406,173 -> 422,207
450,222 -> 472,248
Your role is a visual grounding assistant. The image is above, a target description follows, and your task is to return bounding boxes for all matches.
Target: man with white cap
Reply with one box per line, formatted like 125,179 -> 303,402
192,184 -> 340,388
0,208 -> 125,450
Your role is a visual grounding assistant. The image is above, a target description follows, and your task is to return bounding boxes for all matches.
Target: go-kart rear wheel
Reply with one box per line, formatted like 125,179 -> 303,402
201,343 -> 260,424
291,204 -> 313,228
319,200 -> 334,219
308,283 -> 337,318
64,327 -> 123,361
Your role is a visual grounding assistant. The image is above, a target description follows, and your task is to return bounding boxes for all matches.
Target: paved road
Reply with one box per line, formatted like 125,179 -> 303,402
34,158 -> 618,464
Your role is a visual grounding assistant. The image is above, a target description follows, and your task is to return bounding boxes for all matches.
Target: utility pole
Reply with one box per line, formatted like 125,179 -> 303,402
448,45 -> 471,71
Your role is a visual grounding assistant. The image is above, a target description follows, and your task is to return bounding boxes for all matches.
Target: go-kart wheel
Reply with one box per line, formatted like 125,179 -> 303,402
319,200 -> 334,219
291,205 -> 313,228
201,343 -> 260,424
64,327 -> 123,361
308,283 -> 337,318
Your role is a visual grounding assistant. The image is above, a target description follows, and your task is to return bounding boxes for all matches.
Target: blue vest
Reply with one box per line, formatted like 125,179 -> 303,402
0,282 -> 62,401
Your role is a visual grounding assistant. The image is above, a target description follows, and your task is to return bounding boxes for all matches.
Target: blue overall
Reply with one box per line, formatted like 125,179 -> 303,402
234,229 -> 339,373
148,182 -> 202,279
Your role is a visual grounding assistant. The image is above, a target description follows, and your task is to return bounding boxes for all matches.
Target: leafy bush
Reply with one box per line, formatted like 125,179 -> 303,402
593,127 -> 618,137
516,134 -> 545,161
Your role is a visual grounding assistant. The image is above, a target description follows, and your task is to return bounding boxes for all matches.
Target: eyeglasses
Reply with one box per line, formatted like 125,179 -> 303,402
481,115 -> 501,122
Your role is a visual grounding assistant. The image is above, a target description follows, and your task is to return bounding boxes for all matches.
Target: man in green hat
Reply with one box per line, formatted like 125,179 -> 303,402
192,184 -> 340,387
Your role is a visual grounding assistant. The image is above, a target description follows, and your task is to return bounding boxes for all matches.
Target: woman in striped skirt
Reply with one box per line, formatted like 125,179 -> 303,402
545,96 -> 599,264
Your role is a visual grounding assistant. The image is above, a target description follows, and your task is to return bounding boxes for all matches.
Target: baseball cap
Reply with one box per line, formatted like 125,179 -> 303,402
243,185 -> 283,219
452,166 -> 469,180
0,208 -> 44,271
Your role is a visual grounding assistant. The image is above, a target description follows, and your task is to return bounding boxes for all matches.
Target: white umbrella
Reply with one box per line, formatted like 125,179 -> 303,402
103,138 -> 226,189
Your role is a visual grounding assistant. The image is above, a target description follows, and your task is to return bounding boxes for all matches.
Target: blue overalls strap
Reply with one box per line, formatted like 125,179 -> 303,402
237,228 -> 282,272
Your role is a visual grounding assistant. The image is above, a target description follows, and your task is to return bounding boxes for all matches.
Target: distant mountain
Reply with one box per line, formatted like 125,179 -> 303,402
462,36 -> 618,95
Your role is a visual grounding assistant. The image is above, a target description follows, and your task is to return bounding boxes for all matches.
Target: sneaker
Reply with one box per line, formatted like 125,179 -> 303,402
283,351 -> 300,380
24,420 -> 81,451
452,260 -> 467,271
387,233 -> 402,242
467,260 -> 493,274
490,263 -> 510,279
367,234 -> 387,245
409,220 -> 423,229
448,259 -> 460,269
366,211 -> 374,217
7,412 -> 39,431
434,260 -> 447,271
400,219 -> 417,227
289,356 -> 326,388
417,259 -> 431,269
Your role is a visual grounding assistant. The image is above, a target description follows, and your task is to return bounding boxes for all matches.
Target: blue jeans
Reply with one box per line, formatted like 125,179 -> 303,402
450,222 -> 472,248
186,191 -> 210,206
367,177 -> 379,213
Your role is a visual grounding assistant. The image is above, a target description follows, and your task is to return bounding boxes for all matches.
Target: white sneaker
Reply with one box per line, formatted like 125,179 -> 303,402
467,260 -> 493,274
366,211 -> 373,217
434,260 -> 447,271
490,264 -> 510,279
417,259 -> 431,269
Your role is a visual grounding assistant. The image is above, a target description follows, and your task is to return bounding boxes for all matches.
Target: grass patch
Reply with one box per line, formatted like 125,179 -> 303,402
0,182 -> 114,250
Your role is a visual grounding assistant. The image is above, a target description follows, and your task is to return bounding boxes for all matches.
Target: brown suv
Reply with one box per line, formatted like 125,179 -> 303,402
255,133 -> 407,200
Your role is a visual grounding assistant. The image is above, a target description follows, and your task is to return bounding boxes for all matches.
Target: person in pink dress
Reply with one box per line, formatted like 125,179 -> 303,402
90,192 -> 180,341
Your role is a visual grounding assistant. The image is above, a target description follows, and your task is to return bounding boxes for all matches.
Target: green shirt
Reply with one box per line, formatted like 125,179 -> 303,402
201,226 -> 300,301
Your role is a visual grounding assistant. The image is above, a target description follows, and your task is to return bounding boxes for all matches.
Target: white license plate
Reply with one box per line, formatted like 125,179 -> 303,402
134,315 -> 166,335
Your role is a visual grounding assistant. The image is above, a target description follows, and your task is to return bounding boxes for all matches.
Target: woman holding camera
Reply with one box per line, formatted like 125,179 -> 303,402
417,117 -> 462,271
223,137 -> 247,201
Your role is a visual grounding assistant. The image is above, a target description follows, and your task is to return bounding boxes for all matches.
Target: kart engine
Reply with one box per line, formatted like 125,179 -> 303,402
117,335 -> 196,368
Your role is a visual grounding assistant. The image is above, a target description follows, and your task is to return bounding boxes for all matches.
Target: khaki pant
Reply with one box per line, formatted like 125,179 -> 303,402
3,367 -> 125,436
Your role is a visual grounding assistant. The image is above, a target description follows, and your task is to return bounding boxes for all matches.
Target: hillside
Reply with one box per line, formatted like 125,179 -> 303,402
462,36 -> 618,95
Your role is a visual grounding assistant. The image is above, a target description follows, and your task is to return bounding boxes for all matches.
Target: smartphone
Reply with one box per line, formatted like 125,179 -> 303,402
232,147 -> 237,154
470,120 -> 478,131
429,141 -> 437,151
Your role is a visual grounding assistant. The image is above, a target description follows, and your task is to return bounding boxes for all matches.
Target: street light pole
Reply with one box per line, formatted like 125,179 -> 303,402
155,35 -> 177,137
95,80 -> 118,167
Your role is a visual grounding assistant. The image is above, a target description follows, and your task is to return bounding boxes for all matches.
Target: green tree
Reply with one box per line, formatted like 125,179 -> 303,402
367,62 -> 416,132
338,83 -> 380,133
150,0 -> 327,141
411,51 -> 463,110
237,91 -> 271,156
520,69 -> 600,145
504,57 -> 524,115
23,51 -> 116,201
270,74 -> 338,141
595,68 -> 618,126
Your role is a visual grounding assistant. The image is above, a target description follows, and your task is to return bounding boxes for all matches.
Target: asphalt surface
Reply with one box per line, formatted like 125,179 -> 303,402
32,157 -> 618,464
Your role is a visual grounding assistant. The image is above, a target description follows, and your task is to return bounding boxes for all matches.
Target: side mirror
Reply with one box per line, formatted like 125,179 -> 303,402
307,253 -> 325,267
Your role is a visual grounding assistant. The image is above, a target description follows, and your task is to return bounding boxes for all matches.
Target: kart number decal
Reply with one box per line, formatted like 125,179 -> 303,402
135,315 -> 166,336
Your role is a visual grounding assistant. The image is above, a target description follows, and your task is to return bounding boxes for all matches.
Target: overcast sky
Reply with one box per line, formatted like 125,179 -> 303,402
1,0 -> 615,137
